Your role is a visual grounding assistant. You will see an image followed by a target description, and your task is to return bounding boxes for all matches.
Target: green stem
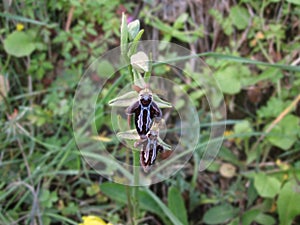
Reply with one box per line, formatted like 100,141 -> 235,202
257,40 -> 273,63
132,150 -> 140,224
3,54 -> 11,72
126,185 -> 134,225
126,48 -> 140,225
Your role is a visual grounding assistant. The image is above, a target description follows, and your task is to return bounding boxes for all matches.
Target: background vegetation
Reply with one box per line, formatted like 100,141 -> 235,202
0,0 -> 300,224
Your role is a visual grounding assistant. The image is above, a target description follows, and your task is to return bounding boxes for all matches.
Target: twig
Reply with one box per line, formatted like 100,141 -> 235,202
65,5 -> 75,32
250,94 -> 300,152
291,55 -> 300,66
8,181 -> 42,225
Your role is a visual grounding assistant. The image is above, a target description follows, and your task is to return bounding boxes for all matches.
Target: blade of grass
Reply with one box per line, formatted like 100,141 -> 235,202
0,12 -> 50,26
45,213 -> 78,225
154,52 -> 300,72
143,188 -> 184,225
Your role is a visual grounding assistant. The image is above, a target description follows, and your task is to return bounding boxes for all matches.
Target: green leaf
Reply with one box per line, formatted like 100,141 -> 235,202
96,60 -> 115,78
127,19 -> 140,40
4,31 -> 36,57
218,147 -> 241,166
168,187 -> 188,225
277,180 -> 300,225
203,204 -> 239,224
128,29 -> 144,57
39,190 -> 58,208
86,183 -> 100,197
0,12 -> 50,26
173,13 -> 188,29
156,53 -> 300,72
246,180 -> 258,208
100,183 -> 127,203
215,67 -> 241,94
266,115 -> 300,150
254,173 -> 281,198
144,188 -> 184,225
120,13 -> 128,56
286,0 -> 300,5
229,5 -> 250,30
242,68 -> 283,86
234,120 -> 253,135
241,209 -> 260,225
257,97 -> 291,119
223,18 -> 234,35
254,213 -> 276,225
100,183 -> 170,224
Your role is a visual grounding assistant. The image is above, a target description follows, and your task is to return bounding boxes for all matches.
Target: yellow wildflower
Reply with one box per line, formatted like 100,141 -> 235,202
224,130 -> 242,144
224,130 -> 233,137
224,130 -> 235,142
275,159 -> 282,166
276,159 -> 290,170
79,215 -> 114,225
16,23 -> 24,31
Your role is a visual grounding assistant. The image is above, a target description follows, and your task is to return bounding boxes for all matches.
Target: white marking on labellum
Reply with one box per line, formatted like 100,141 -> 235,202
137,104 -> 152,133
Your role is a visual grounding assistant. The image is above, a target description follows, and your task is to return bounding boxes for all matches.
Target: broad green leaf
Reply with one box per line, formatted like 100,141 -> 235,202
266,115 -> 300,150
100,183 -> 171,224
246,180 -> 258,208
257,97 -> 291,119
234,120 -> 253,134
127,19 -> 140,40
230,5 -> 250,30
241,209 -> 260,225
223,18 -> 234,35
277,180 -> 300,225
218,147 -> 241,166
144,188 -> 184,225
203,204 -> 239,224
96,60 -> 114,78
215,67 -> 241,94
254,213 -> 276,225
254,173 -> 281,198
168,187 -> 188,225
39,190 -> 58,208
4,31 -> 36,57
100,183 -> 126,205
286,0 -> 300,5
